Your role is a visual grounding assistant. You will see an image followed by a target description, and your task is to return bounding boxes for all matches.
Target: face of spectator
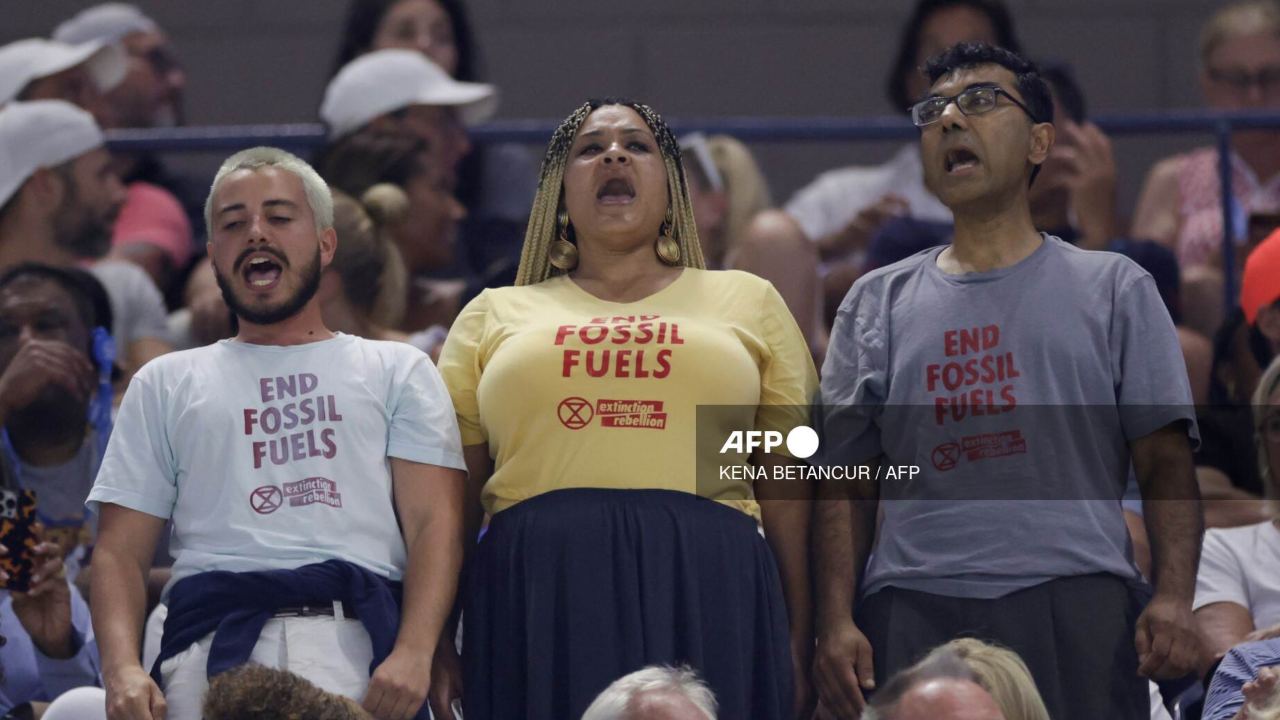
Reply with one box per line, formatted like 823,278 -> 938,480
21,64 -> 109,126
920,64 -> 1052,212
104,29 -> 186,128
561,105 -> 670,256
905,4 -> 999,104
375,104 -> 471,177
372,0 -> 459,77
894,679 -> 1007,720
397,153 -> 466,272
51,147 -> 127,259
0,277 -> 91,424
208,167 -> 334,326
1202,31 -> 1280,111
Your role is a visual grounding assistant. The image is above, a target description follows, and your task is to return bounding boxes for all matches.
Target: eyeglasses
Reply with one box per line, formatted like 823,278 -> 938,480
1206,66 -> 1280,96
911,85 -> 1037,127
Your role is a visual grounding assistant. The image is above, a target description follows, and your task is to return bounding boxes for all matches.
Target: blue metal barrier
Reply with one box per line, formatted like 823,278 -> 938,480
106,109 -> 1280,313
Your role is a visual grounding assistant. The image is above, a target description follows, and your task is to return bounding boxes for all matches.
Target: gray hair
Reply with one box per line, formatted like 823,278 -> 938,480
864,650 -> 983,720
1254,354 -> 1280,504
205,146 -> 334,238
581,665 -> 717,720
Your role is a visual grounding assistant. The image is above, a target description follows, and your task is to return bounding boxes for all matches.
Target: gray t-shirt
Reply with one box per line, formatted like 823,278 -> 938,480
820,235 -> 1197,599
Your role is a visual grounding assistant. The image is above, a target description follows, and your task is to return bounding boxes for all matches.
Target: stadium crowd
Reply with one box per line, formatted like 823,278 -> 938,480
0,0 -> 1278,718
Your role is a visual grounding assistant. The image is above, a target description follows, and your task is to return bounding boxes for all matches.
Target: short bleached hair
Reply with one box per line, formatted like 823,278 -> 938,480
580,665 -> 717,720
205,146 -> 334,238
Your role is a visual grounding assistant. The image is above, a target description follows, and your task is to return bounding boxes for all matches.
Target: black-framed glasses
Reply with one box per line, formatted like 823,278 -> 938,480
911,85 -> 1037,127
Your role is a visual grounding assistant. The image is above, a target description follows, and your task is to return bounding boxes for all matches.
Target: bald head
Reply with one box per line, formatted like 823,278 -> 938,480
894,678 -> 1006,720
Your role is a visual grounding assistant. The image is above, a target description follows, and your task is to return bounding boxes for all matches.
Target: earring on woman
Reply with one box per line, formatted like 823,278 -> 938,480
550,209 -> 579,271
655,208 -> 680,265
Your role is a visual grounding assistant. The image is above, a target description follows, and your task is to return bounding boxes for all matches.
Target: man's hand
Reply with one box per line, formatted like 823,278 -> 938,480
1246,623 -> 1280,643
1237,667 -> 1280,720
9,538 -> 75,659
813,618 -> 876,719
105,664 -> 167,720
1054,121 -> 1118,249
1136,593 -> 1200,679
364,647 -> 430,720
427,637 -> 463,720
0,338 -> 94,418
820,194 -> 909,260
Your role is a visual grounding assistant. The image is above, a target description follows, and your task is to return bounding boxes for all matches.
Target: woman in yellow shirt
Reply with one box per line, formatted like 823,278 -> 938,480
437,98 -> 817,719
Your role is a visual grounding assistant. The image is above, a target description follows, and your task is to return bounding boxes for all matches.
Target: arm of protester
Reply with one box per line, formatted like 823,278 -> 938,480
1133,423 -> 1203,679
91,505 -> 167,720
363,458 -> 465,720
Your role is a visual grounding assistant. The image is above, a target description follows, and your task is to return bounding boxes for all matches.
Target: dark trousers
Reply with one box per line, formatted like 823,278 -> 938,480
858,574 -> 1149,720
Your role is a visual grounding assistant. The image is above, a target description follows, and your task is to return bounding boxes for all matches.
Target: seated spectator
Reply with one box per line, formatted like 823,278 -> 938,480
862,650 -> 1007,720
919,639 -> 1050,720
54,3 -> 197,296
0,537 -> 101,717
1197,231 -> 1280,527
1133,0 -> 1280,337
581,665 -> 717,720
0,100 -> 171,377
319,187 -> 412,344
1195,353 -> 1280,670
749,0 -> 1022,324
318,129 -> 468,341
1204,640 -> 1280,720
333,0 -> 539,296
680,133 -> 822,353
0,264 -> 115,573
202,664 -> 370,720
0,37 -> 123,124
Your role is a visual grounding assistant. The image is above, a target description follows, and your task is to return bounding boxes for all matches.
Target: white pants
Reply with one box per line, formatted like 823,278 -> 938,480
158,615 -> 374,720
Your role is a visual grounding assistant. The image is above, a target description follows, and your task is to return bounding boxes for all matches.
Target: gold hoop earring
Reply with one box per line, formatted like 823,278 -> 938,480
655,213 -> 680,266
550,210 -> 579,271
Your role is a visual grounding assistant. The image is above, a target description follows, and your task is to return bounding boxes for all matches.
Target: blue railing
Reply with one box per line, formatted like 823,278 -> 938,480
106,109 -> 1280,312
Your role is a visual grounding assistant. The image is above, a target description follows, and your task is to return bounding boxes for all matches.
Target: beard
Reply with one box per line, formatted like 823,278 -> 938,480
214,246 -> 322,326
7,385 -> 87,450
51,180 -> 114,259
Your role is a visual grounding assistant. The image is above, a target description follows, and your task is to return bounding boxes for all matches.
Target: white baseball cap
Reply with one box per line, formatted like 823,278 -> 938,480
320,49 -> 498,139
0,38 -> 127,105
53,3 -> 159,46
0,100 -> 104,208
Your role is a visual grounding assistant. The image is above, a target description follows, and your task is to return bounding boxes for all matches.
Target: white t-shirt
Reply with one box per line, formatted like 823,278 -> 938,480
784,144 -> 952,245
89,260 -> 170,347
87,333 -> 466,586
1193,521 -> 1280,630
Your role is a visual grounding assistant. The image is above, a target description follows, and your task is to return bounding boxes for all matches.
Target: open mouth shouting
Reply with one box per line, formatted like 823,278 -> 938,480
944,146 -> 982,176
237,251 -> 287,291
596,176 -> 637,205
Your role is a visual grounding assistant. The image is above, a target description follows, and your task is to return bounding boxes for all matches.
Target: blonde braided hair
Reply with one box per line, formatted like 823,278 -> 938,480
515,98 -> 705,286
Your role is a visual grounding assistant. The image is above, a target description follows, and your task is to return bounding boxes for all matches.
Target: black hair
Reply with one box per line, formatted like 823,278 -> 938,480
925,42 -> 1054,184
887,0 -> 1022,113
0,263 -> 114,353
331,0 -> 478,81
1040,61 -> 1086,123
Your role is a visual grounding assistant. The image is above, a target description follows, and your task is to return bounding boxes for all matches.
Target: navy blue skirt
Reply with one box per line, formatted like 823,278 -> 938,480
462,488 -> 793,720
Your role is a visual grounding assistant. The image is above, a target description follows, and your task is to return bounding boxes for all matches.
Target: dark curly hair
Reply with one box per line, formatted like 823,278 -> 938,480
203,665 -> 372,720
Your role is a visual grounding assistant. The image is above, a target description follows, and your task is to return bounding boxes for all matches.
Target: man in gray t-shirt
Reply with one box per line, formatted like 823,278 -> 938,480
812,45 -> 1202,720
